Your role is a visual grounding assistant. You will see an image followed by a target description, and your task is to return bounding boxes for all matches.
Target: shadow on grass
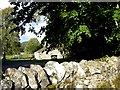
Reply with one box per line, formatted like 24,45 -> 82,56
2,58 -> 79,71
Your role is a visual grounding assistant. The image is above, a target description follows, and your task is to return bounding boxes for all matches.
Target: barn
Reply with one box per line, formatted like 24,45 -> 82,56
34,48 -> 63,60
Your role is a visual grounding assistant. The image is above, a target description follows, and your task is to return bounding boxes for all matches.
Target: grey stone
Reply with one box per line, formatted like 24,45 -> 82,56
84,80 -> 90,86
86,61 -> 103,75
18,67 -> 38,89
0,79 -> 13,90
44,61 -> 65,84
4,68 -> 28,88
69,62 -> 86,78
61,62 -> 73,79
94,70 -> 102,74
75,84 -> 84,88
87,74 -> 104,88
30,64 -> 50,88
79,60 -> 89,73
61,61 -> 86,80
1,56 -> 120,89
59,62 -> 86,88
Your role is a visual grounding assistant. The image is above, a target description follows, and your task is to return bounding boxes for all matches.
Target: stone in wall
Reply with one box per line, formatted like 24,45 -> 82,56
0,79 -> 13,90
3,68 -> 28,88
107,56 -> 119,74
80,60 -> 103,75
79,60 -> 89,73
18,67 -> 38,89
59,61 -> 86,88
1,56 -> 120,89
30,64 -> 50,88
44,61 -> 65,84
69,61 -> 86,78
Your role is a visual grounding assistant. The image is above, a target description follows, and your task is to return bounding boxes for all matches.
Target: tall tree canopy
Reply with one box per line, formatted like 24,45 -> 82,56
20,41 -> 28,52
24,38 -> 41,54
11,2 -> 120,59
0,7 -> 20,59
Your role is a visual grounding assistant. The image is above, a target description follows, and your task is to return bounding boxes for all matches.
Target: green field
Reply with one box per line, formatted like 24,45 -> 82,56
1,53 -> 35,61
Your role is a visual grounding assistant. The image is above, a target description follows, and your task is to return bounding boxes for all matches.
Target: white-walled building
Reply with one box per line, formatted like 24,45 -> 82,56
34,48 -> 63,60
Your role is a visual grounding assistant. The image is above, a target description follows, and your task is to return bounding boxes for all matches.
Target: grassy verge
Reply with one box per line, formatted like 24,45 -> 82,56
1,53 -> 35,61
97,73 -> 120,89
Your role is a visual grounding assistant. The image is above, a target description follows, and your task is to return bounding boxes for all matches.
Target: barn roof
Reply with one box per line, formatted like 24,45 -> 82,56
36,47 -> 46,53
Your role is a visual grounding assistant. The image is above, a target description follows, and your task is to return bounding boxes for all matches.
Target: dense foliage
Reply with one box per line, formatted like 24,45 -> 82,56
20,41 -> 28,52
11,2 -> 120,59
0,7 -> 20,59
24,38 -> 41,54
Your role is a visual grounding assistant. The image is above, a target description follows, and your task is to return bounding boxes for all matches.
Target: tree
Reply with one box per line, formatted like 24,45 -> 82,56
20,41 -> 28,52
24,38 -> 41,54
11,2 -> 120,59
0,7 -> 20,60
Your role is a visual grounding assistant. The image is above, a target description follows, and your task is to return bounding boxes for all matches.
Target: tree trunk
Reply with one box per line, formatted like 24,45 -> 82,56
2,51 -> 6,60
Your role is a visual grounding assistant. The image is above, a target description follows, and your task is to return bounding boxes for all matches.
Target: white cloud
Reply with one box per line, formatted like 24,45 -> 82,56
0,0 -> 10,9
0,0 -> 14,10
20,31 -> 45,43
20,17 -> 47,43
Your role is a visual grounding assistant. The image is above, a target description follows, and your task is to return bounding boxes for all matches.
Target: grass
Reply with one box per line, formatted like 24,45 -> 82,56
1,53 -> 35,61
112,73 -> 120,89
0,70 -> 3,75
97,80 -> 111,88
2,54 -> 68,62
97,73 -> 120,89
47,84 -> 60,89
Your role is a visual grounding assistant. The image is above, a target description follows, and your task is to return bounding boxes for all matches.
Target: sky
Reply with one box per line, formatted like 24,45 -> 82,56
0,0 -> 46,43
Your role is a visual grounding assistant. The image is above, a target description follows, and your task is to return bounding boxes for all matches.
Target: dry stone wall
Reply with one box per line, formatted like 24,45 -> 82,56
1,56 -> 120,89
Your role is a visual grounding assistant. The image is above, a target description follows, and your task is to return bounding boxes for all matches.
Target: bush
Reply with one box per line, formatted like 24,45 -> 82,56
24,38 -> 41,54
95,55 -> 109,62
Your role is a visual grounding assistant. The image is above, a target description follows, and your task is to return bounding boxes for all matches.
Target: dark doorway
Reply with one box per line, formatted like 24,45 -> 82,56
51,55 -> 57,59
